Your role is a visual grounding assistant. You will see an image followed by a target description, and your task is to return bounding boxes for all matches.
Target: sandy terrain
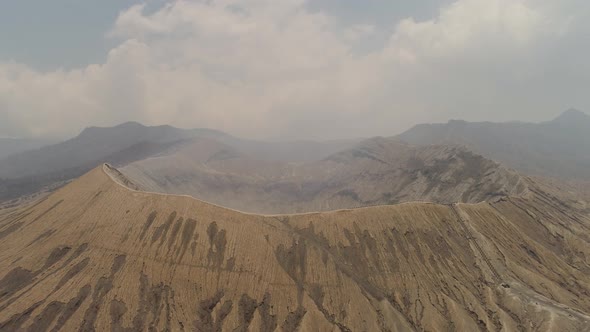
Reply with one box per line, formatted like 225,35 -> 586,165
0,164 -> 588,331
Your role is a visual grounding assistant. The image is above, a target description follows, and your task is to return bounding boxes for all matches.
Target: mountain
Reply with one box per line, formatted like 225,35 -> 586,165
0,122 -> 196,203
398,109 -> 590,180
0,164 -> 588,331
121,137 -> 529,214
0,137 -> 53,159
0,123 -> 358,203
0,122 -> 212,180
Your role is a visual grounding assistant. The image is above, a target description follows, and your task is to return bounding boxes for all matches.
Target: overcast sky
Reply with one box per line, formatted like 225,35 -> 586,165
1,0 -> 588,140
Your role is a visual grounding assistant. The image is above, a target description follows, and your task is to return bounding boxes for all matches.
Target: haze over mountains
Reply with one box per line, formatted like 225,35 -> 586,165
4,0 -> 590,329
399,109 -> 590,181
121,137 -> 528,214
0,138 -> 54,160
2,109 -> 590,213
0,122 -> 359,203
0,110 -> 590,331
115,109 -> 590,214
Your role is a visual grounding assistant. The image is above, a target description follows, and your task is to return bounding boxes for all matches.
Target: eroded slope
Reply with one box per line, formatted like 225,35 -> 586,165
0,165 -> 588,331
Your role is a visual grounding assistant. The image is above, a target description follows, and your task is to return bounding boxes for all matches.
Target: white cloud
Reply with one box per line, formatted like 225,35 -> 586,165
0,0 -> 587,139
390,0 -> 544,59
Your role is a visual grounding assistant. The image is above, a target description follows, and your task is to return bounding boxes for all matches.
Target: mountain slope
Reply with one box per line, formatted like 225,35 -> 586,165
0,122 -> 358,203
0,122 -> 200,203
0,122 -> 203,180
0,165 -> 588,331
398,109 -> 590,180
121,137 -> 529,214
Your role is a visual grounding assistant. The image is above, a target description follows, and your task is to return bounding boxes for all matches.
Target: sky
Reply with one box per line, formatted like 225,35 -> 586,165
0,0 -> 588,140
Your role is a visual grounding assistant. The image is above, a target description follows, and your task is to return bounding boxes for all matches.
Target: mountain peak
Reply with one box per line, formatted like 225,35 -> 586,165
114,121 -> 146,128
79,121 -> 147,137
552,108 -> 589,124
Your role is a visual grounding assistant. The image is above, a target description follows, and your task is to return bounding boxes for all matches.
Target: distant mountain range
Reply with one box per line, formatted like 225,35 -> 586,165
398,109 -> 590,180
1,111 -> 590,330
0,122 -> 359,202
2,109 -> 589,204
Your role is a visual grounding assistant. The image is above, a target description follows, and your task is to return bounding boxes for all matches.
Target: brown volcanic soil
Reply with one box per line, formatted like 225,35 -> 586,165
0,165 -> 588,331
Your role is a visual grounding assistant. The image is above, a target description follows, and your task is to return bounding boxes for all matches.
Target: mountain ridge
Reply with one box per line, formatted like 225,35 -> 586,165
0,122 -> 360,203
398,109 -> 590,180
0,163 -> 588,331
